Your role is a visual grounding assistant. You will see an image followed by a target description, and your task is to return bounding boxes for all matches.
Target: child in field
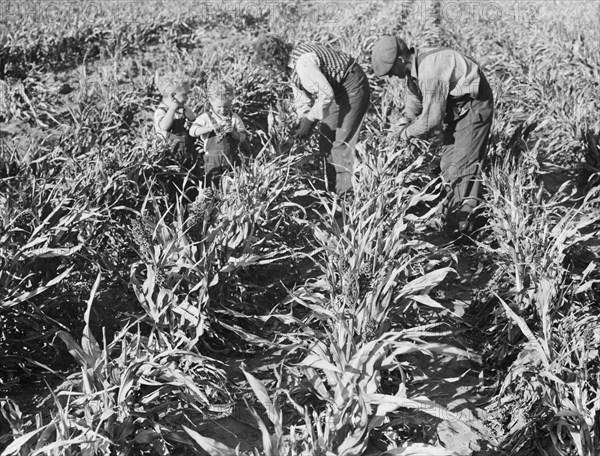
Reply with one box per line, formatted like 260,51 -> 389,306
189,80 -> 249,188
154,72 -> 199,179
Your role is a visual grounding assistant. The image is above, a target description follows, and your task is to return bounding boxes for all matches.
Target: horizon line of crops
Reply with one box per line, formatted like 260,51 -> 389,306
0,0 -> 371,79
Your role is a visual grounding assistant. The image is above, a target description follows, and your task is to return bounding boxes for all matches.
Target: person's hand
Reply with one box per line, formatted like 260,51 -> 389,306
184,106 -> 197,121
397,125 -> 411,145
398,116 -> 411,127
295,117 -> 317,139
219,118 -> 234,134
165,96 -> 183,111
386,122 -> 409,144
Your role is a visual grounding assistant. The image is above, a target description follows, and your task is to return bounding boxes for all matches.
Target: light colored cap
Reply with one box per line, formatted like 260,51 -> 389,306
371,36 -> 399,76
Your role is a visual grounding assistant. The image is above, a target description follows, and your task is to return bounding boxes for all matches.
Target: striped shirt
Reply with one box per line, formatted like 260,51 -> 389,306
288,44 -> 355,121
404,48 -> 481,138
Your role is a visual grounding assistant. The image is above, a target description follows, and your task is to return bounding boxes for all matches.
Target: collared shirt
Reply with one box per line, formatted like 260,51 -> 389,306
289,53 -> 334,122
190,111 -> 247,152
405,48 -> 481,138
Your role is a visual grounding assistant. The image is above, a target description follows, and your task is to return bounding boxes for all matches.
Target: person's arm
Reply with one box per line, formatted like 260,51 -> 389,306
184,105 -> 197,121
189,114 -> 214,137
404,89 -> 423,120
295,53 -> 334,121
230,114 -> 247,142
157,99 -> 181,132
154,107 -> 168,137
404,78 -> 448,138
291,85 -> 313,118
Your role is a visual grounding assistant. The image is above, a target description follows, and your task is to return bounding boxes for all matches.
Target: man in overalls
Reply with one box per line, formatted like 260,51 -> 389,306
371,36 -> 494,237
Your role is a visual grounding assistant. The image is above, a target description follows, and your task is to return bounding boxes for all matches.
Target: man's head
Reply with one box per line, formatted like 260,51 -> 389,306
254,35 -> 292,73
371,36 -> 413,78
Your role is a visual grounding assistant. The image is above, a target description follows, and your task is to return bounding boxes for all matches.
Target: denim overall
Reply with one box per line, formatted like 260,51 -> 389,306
203,114 -> 241,188
156,105 -> 199,200
160,109 -> 197,169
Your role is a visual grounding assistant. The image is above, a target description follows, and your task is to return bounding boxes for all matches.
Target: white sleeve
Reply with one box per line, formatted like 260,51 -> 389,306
291,84 -> 313,118
189,113 -> 212,139
294,53 -> 334,121
154,107 -> 168,138
232,113 -> 247,134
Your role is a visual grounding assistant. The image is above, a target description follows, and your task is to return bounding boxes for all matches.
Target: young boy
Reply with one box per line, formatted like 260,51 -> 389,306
154,72 -> 199,177
189,80 -> 248,188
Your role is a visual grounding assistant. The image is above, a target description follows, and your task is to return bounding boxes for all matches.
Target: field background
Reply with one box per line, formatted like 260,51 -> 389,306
1,1 -> 600,455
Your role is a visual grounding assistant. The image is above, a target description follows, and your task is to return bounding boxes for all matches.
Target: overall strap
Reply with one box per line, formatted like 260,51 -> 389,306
206,112 -> 219,132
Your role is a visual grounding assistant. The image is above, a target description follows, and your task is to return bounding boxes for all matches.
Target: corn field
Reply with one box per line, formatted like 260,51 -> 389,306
1,1 -> 599,455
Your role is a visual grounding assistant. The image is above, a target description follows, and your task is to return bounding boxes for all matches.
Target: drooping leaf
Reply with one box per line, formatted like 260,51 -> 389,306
243,369 -> 282,437
82,273 -> 102,362
182,426 -> 237,456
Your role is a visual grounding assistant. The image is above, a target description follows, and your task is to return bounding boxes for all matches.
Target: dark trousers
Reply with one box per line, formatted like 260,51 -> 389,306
203,153 -> 240,188
318,64 -> 370,195
440,71 -> 494,231
203,134 -> 241,188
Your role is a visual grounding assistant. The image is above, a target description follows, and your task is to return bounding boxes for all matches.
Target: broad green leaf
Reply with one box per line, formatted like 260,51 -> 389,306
243,369 -> 282,436
3,267 -> 72,308
364,393 -> 461,422
495,293 -> 549,367
247,404 -> 275,456
299,354 -> 343,374
56,330 -> 94,368
399,267 -> 453,296
0,425 -> 46,456
31,435 -> 110,456
182,426 -> 237,456
21,244 -> 83,259
409,294 -> 446,309
82,273 -> 102,361
336,395 -> 369,456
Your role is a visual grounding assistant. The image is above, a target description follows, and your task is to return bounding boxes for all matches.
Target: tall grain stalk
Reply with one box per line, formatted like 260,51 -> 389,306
483,153 -> 600,454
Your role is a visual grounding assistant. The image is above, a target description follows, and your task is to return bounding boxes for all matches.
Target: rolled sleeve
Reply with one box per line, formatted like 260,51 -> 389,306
291,85 -> 313,118
189,113 -> 211,139
404,90 -> 423,121
294,53 -> 334,121
405,79 -> 448,138
154,107 -> 168,139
